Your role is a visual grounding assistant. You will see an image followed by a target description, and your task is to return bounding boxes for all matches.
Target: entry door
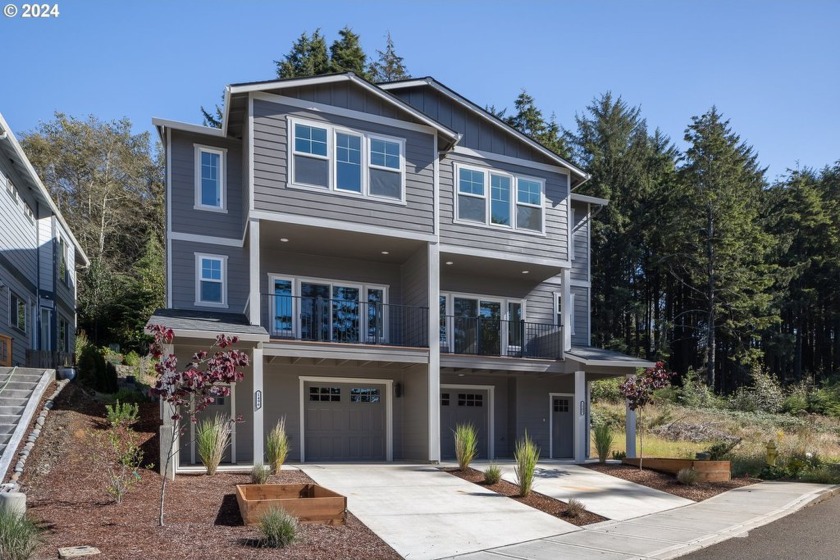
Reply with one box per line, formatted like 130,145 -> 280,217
452,298 -> 502,356
552,396 -> 574,458
440,388 -> 489,460
304,381 -> 386,461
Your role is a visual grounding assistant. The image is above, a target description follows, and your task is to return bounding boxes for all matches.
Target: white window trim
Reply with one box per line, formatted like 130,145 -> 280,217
453,162 -> 546,236
9,291 -> 27,333
195,253 -> 228,308
193,144 -> 228,213
439,291 -> 526,354
268,274 -> 390,342
553,291 -> 575,335
333,129 -> 364,195
571,207 -> 577,261
287,116 -> 407,205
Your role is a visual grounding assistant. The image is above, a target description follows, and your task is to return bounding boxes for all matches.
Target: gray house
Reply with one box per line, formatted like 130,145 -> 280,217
0,113 -> 89,368
150,73 -> 651,473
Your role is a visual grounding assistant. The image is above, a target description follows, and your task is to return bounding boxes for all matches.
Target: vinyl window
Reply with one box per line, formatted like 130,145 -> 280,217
194,146 -> 226,211
454,163 -> 545,233
10,293 -> 26,333
195,254 -> 227,307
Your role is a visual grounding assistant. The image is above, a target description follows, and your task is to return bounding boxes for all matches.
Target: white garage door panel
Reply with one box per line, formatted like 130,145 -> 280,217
304,381 -> 386,461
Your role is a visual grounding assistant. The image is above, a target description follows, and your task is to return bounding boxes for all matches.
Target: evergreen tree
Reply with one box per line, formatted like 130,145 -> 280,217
201,92 -> 224,128
368,32 -> 410,82
506,91 -> 570,159
329,26 -> 369,78
275,29 -> 330,78
676,107 -> 776,390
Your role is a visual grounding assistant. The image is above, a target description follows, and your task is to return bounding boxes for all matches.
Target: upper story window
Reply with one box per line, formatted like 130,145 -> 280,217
10,292 -> 27,333
455,163 -> 545,234
194,145 -> 226,212
58,315 -> 70,353
289,117 -> 406,203
554,292 -> 576,334
23,202 -> 34,223
195,253 -> 227,308
58,237 -> 68,284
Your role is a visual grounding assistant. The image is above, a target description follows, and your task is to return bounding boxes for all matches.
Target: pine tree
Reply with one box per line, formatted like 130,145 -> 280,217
275,29 -> 330,78
329,26 -> 369,78
368,32 -> 410,82
506,91 -> 570,159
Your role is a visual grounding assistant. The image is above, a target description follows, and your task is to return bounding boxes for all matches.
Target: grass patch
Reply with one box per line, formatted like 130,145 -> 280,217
0,510 -> 40,560
258,507 -> 298,548
483,463 -> 502,485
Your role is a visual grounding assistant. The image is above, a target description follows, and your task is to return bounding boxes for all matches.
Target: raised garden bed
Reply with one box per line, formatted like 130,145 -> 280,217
622,457 -> 731,482
236,483 -> 347,525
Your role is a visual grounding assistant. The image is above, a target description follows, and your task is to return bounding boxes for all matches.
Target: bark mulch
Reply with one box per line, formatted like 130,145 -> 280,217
584,463 -> 758,501
445,467 -> 606,526
19,383 -> 400,560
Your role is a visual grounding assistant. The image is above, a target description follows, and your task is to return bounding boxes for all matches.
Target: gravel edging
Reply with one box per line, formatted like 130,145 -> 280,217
2,379 -> 70,493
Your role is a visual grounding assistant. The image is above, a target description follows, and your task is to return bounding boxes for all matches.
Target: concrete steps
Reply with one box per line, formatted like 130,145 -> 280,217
0,368 -> 53,479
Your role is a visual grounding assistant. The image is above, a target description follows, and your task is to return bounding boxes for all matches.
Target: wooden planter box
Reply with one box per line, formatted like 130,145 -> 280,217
623,458 -> 731,482
235,483 -> 347,525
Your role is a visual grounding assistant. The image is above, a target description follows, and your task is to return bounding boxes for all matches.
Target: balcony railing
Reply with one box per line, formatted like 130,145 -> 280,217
441,316 -> 564,359
264,294 -> 429,348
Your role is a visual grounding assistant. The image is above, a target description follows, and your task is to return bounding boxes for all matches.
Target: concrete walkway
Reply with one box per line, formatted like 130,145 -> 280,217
300,463 -> 577,560
499,462 -> 693,521
446,482 -> 838,560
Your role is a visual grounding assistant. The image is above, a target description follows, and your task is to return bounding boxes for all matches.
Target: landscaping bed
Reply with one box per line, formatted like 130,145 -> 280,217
444,467 -> 607,526
585,463 -> 757,501
17,383 -> 400,560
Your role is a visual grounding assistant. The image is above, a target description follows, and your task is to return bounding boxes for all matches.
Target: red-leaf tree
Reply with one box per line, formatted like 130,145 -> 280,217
147,324 -> 249,526
619,361 -> 673,470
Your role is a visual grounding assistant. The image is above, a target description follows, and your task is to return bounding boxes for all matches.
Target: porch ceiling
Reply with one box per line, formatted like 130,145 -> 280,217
440,251 -> 562,283
260,221 -> 427,264
440,354 -> 562,374
263,339 -> 429,365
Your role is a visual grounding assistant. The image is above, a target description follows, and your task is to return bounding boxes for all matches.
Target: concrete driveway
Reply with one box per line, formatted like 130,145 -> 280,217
499,462 -> 693,520
299,463 -> 577,560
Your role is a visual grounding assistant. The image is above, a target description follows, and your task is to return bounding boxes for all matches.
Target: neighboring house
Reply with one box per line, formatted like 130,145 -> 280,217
0,113 -> 89,368
149,73 -> 652,473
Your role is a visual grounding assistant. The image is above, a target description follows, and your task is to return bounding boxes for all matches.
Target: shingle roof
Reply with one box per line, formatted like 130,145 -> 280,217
147,309 -> 268,338
566,346 -> 656,368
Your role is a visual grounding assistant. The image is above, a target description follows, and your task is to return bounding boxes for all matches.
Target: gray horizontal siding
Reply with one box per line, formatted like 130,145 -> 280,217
170,239 -> 249,314
570,202 -> 589,283
439,152 -> 569,261
389,86 -> 561,166
169,130 -> 244,240
571,286 -> 589,346
53,220 -> 77,314
252,99 -> 435,235
0,166 -> 38,286
38,218 -> 53,295
514,375 -> 575,456
0,265 -> 34,365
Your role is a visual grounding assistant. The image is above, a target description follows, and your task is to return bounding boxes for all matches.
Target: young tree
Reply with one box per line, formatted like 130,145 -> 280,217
329,26 -> 369,78
368,32 -> 410,82
275,29 -> 330,79
620,362 -> 673,469
147,325 -> 249,526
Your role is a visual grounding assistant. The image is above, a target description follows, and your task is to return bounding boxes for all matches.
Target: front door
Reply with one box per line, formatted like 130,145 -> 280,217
551,395 -> 574,458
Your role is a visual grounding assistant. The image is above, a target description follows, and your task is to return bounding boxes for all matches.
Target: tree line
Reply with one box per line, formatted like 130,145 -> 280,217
19,28 -> 838,393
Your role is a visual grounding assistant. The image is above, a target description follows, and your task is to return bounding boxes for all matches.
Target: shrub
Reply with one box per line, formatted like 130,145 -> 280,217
678,368 -> 723,408
706,439 -> 740,460
258,507 -> 298,548
729,367 -> 785,414
89,426 -> 145,504
105,400 -> 139,428
483,463 -> 502,485
196,414 -> 231,476
514,431 -> 540,497
266,418 -> 290,475
590,407 -> 624,431
0,510 -> 40,560
590,378 -> 623,403
611,450 -> 627,461
251,464 -> 269,485
564,498 -> 587,518
123,351 -> 141,367
799,464 -> 840,484
454,423 -> 478,471
676,467 -> 699,486
111,387 -> 148,404
592,423 -> 613,463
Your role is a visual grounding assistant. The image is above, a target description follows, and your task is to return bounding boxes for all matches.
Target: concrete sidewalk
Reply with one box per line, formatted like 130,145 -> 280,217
446,482 -> 839,560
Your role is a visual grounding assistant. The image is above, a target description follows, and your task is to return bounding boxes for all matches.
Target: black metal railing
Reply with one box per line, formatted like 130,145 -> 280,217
264,294 -> 429,348
441,316 -> 563,359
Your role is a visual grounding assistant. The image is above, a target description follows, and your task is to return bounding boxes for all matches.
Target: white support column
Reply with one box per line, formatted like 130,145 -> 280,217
562,269 -> 572,352
248,218 -> 260,325
625,377 -> 637,458
428,242 -> 441,462
252,346 -> 264,466
573,370 -> 586,463
585,379 -> 592,459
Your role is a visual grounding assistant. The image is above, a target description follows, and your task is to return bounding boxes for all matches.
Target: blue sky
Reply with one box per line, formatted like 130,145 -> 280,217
1,1 -> 837,180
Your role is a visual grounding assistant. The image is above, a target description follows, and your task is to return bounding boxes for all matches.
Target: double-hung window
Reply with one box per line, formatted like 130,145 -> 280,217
10,292 -> 26,333
194,145 -> 226,211
289,118 -> 405,202
195,254 -> 227,307
58,237 -> 68,285
455,163 -> 545,233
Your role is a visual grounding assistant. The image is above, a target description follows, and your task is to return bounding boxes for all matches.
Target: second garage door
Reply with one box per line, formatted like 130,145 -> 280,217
440,387 -> 490,460
304,381 -> 387,461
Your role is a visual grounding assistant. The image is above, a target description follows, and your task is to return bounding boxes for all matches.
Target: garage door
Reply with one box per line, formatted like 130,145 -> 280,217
304,381 -> 386,461
440,388 -> 489,460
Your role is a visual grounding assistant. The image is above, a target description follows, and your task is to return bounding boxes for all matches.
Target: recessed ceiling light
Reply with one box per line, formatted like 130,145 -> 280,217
381,251 -> 389,255
522,270 -> 530,274
445,261 -> 454,265
280,238 -> 289,243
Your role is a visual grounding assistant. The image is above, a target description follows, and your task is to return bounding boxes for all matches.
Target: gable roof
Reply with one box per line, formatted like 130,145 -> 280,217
379,77 -> 590,186
0,113 -> 90,266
